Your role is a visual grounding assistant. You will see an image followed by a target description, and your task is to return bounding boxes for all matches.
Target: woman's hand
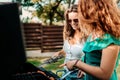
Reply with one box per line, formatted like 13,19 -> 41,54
52,52 -> 60,58
59,60 -> 79,70
77,70 -> 85,78
52,49 -> 65,58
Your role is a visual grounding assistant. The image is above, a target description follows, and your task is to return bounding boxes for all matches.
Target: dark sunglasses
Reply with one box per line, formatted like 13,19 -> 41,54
68,19 -> 78,24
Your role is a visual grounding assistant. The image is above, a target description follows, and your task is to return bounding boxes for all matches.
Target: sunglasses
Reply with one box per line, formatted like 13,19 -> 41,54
68,19 -> 78,24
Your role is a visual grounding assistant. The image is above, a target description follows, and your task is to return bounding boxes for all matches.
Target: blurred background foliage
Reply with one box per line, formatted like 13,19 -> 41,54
12,0 -> 120,25
12,0 -> 78,25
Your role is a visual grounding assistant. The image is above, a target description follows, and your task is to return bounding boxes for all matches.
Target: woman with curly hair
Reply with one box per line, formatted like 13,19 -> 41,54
62,0 -> 120,80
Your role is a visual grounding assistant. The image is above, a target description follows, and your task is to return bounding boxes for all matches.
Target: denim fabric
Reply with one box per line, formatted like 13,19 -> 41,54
61,69 -> 84,80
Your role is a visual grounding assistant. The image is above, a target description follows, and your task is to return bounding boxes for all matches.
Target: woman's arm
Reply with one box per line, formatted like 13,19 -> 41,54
52,49 -> 65,57
65,45 -> 119,80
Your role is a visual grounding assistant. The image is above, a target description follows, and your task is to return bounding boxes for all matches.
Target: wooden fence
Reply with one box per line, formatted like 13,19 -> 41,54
22,23 -> 63,52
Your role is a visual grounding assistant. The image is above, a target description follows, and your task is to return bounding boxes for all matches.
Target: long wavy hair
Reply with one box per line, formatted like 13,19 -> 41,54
78,0 -> 120,38
63,4 -> 87,42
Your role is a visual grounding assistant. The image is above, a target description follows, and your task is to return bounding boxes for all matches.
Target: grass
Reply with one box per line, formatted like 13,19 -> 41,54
116,60 -> 120,79
27,57 -> 64,77
27,57 -> 120,78
28,60 -> 41,66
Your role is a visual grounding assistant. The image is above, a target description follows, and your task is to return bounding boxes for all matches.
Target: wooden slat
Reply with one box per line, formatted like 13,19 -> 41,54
43,44 -> 63,46
26,41 -> 41,43
43,39 -> 63,42
25,37 -> 41,40
24,34 -> 41,37
43,32 -> 62,35
42,35 -> 62,38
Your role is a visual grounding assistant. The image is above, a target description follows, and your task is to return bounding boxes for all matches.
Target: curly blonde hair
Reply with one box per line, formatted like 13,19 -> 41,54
78,0 -> 120,37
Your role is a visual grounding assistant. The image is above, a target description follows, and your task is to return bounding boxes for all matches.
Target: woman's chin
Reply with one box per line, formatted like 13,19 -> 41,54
73,27 -> 78,30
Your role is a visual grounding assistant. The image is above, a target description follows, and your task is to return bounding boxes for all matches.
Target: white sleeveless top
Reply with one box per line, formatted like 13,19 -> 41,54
63,40 -> 84,63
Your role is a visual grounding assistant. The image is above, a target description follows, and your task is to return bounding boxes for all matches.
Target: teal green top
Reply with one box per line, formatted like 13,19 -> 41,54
83,33 -> 120,80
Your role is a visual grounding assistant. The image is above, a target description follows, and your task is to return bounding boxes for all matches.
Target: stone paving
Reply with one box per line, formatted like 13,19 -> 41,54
26,50 -> 55,58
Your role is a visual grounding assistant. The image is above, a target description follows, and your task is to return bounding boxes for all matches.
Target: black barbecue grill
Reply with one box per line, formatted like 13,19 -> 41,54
10,55 -> 67,80
11,62 -> 61,80
0,3 -> 63,80
11,55 -> 65,80
0,2 -> 72,80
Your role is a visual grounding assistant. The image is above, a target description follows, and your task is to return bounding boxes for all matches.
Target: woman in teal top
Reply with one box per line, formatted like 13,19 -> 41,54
61,0 -> 120,80
83,33 -> 120,80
